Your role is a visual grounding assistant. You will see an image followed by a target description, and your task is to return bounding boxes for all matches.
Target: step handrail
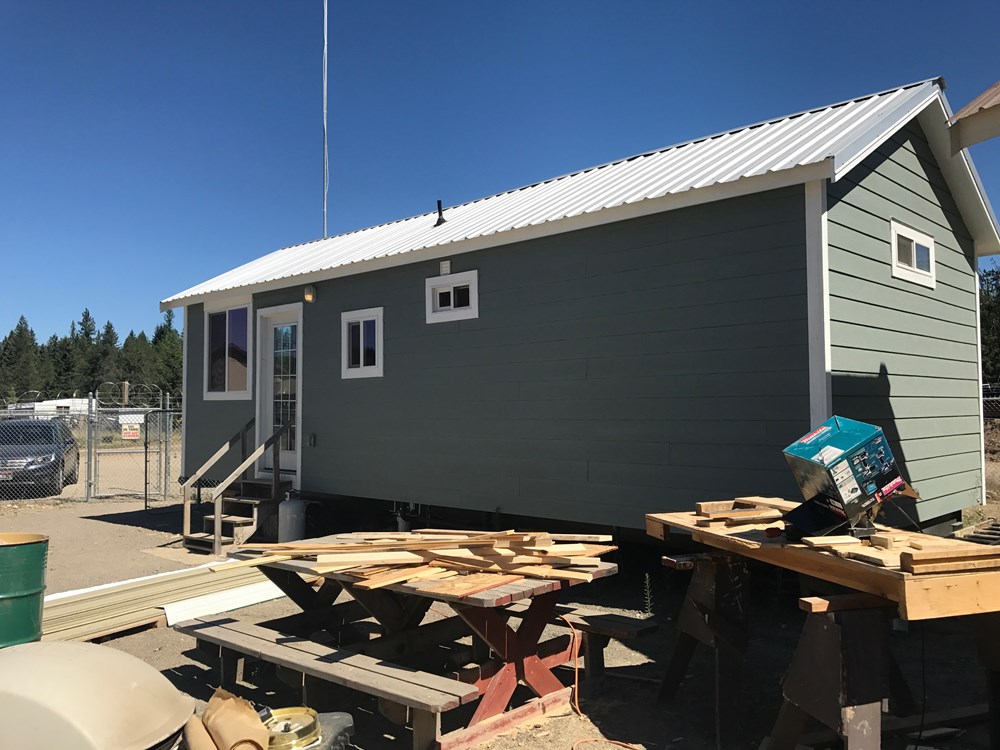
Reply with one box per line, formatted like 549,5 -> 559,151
181,417 -> 256,495
182,417 -> 255,540
210,419 -> 295,555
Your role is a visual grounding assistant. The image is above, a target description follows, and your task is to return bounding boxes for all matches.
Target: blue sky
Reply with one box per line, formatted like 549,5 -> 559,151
2,0 -> 999,341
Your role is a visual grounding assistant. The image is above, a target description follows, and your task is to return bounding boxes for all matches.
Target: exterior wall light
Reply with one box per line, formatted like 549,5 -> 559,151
304,285 -> 317,303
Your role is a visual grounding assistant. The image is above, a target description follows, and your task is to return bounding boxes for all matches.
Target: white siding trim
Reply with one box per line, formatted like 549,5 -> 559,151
180,313 -> 188,477
975,257 -> 987,505
805,180 -> 831,425
254,302 -> 304,490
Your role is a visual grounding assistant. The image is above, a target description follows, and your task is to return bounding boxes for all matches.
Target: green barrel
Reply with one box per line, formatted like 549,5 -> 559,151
0,533 -> 48,648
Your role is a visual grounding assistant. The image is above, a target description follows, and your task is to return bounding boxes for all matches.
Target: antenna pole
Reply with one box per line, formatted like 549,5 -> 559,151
322,0 -> 329,238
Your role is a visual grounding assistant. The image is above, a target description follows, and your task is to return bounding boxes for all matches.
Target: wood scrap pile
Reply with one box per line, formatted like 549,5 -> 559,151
221,529 -> 616,596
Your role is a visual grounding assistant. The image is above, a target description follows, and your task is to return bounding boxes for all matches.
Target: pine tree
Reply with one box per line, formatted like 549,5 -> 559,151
152,310 -> 183,393
0,316 -> 40,397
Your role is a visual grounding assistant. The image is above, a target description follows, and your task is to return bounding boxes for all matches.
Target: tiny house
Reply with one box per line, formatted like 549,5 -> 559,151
162,79 -> 999,534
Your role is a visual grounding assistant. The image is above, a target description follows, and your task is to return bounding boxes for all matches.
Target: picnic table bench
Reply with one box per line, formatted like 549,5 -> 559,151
176,616 -> 478,748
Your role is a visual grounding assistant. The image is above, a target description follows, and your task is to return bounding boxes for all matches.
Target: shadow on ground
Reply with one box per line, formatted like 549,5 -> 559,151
83,503 -> 186,534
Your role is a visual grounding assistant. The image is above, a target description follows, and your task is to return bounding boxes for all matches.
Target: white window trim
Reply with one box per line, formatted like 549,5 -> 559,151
341,307 -> 384,379
425,269 -> 479,323
203,298 -> 253,401
890,220 -> 936,289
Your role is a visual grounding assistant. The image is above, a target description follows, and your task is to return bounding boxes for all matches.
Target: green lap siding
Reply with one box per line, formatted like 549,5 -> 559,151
281,187 -> 810,529
827,121 -> 983,521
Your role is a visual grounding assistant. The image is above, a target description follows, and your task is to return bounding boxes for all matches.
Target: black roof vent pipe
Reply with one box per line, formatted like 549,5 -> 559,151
434,200 -> 446,227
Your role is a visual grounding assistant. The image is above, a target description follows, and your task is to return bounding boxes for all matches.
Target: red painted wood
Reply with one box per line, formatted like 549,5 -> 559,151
438,687 -> 573,750
468,663 -> 518,726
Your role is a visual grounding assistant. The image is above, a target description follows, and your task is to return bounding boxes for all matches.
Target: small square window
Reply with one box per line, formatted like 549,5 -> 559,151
342,308 -> 383,378
890,220 -> 935,289
426,270 -> 479,323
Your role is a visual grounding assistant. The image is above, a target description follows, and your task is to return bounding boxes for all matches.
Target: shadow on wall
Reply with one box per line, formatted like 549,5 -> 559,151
830,363 -> 922,527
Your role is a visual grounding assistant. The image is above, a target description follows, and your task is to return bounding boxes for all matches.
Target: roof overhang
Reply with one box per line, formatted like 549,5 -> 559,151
950,80 -> 1000,153
917,95 -> 1000,256
160,158 -> 835,311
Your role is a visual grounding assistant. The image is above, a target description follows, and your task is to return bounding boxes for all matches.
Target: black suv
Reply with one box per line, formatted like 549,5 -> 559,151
0,419 -> 80,497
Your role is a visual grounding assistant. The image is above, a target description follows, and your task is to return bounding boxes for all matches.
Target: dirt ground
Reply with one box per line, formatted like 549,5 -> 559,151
1,496 -> 996,750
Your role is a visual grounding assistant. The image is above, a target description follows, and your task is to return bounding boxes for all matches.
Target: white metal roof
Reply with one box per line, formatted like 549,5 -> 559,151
162,79 -> 999,309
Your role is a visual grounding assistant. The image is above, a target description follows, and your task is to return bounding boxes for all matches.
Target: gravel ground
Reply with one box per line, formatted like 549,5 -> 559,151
2,497 -> 995,749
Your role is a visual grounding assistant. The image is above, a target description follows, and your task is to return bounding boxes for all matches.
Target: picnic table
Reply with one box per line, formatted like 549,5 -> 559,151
177,532 -> 628,750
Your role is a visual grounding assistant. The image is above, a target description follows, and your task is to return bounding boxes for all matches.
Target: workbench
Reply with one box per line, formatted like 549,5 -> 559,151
647,497 -> 1000,749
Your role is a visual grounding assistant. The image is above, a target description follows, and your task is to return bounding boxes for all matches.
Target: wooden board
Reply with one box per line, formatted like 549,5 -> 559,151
645,505 -> 1000,620
802,536 -> 863,548
416,573 -> 524,598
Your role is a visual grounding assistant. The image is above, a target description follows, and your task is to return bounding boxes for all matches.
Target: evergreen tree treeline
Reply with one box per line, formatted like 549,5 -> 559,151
0,309 -> 182,401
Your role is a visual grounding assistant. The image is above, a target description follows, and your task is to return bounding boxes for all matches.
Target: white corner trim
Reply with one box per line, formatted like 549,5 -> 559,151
975,258 -> 987,505
341,307 -> 384,379
425,269 -> 479,324
180,319 -> 187,477
805,180 -> 831,426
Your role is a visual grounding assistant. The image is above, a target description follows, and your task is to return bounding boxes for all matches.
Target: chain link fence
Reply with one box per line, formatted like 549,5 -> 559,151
0,385 -> 181,505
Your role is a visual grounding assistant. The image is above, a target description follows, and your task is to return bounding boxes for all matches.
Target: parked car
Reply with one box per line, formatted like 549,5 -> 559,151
0,419 -> 80,497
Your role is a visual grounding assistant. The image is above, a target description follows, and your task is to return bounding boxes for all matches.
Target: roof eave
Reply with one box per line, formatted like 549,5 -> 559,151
917,96 -> 1000,257
159,159 -> 835,311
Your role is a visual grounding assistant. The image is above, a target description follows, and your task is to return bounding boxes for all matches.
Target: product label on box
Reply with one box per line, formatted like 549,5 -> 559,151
798,425 -> 832,445
811,445 -> 844,466
830,459 -> 861,502
880,476 -> 904,497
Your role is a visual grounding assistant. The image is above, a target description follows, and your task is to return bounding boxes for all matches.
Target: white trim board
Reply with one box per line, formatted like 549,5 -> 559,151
805,180 -> 831,425
254,303 -> 304,490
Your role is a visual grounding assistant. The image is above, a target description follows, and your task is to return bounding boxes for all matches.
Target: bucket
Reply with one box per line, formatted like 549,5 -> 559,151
0,533 -> 48,648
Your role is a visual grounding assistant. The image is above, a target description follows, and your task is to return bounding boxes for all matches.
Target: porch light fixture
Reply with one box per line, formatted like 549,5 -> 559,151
304,285 -> 317,303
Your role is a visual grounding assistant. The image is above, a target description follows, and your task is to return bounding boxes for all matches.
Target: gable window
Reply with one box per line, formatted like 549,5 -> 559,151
890,220 -> 935,289
342,307 -> 383,378
205,304 -> 251,399
425,269 -> 479,323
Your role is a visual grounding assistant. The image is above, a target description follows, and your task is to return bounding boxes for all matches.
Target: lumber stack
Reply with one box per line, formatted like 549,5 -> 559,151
43,565 -> 269,642
221,529 -> 616,597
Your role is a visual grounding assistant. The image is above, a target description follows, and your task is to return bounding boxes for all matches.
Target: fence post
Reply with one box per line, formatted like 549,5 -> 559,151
165,394 -> 172,501
85,392 -> 94,502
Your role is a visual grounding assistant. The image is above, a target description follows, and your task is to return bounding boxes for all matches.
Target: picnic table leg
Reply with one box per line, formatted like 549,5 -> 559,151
258,566 -> 343,611
454,591 -> 577,726
342,582 -> 432,633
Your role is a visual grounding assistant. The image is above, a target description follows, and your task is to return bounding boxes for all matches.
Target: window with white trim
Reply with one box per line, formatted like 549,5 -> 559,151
890,220 -> 935,289
205,305 -> 251,399
341,307 -> 383,378
425,269 -> 479,323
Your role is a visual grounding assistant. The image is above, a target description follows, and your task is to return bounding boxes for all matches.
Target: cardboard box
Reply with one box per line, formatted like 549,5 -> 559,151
783,416 -> 904,520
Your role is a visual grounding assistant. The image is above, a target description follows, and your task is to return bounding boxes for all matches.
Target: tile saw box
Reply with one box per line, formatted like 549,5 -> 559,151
782,416 -> 915,540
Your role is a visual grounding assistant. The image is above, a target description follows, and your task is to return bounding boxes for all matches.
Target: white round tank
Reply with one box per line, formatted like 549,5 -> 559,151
278,496 -> 306,542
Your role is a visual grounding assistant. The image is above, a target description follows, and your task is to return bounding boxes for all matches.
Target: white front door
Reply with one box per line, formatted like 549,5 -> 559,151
257,305 -> 302,485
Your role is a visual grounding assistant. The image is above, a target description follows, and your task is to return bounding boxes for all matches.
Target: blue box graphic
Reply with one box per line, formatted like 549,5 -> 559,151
783,416 -> 904,519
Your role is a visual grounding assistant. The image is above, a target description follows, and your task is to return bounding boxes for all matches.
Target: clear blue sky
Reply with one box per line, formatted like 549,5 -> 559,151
2,1 -> 999,341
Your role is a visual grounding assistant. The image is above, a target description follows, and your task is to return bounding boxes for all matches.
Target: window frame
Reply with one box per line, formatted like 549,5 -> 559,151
425,269 -> 479,324
341,307 -> 384,379
890,220 -> 936,289
203,299 -> 253,401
